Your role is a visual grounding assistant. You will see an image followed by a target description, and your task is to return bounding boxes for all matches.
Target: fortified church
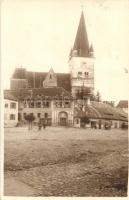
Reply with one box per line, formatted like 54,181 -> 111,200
10,11 -> 94,98
4,11 -> 128,128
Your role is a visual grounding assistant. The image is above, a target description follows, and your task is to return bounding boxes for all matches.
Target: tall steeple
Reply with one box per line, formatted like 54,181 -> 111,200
69,10 -> 94,98
72,11 -> 90,57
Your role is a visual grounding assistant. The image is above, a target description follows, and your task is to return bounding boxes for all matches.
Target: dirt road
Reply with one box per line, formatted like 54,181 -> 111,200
4,127 -> 128,196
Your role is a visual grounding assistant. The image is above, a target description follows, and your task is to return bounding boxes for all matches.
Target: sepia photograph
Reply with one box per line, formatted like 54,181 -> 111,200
1,0 -> 129,198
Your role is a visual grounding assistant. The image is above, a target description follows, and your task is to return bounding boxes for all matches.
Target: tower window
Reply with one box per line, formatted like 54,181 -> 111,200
50,74 -> 52,79
85,72 -> 89,76
78,72 -> 82,76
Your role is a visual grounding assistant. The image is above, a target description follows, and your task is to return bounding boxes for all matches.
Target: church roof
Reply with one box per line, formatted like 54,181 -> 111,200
12,68 -> 27,79
12,69 -> 71,92
73,11 -> 90,57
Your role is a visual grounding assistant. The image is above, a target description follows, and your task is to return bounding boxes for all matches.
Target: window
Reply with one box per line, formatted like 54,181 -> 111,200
37,113 -> 41,118
36,102 -> 41,108
85,72 -> 89,77
29,102 -> 34,108
78,72 -> 82,76
10,114 -> 15,120
5,103 -> 8,108
44,113 -> 48,118
10,102 -> 16,109
46,102 -> 50,108
64,101 -> 70,108
50,74 -> 52,79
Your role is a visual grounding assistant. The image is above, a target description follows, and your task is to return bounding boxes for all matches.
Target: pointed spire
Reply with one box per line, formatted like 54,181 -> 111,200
72,11 -> 90,57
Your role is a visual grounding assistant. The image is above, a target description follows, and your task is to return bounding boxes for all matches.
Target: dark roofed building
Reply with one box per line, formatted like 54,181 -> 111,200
74,101 -> 128,128
10,68 -> 71,92
75,101 -> 128,122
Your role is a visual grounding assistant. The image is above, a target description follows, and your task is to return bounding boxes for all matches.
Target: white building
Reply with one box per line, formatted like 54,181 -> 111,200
4,93 -> 18,127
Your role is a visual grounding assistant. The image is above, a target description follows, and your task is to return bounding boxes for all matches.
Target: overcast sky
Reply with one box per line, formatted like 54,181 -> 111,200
1,0 -> 129,102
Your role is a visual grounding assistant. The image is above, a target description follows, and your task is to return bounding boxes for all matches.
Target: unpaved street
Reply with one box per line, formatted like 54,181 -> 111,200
4,127 -> 128,196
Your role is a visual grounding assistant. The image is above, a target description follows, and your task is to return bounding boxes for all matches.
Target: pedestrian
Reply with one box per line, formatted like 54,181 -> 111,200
38,118 -> 42,131
43,123 -> 46,129
43,119 -> 47,130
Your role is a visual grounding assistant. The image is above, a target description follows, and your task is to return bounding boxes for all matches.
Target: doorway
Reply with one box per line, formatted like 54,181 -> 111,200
58,112 -> 68,126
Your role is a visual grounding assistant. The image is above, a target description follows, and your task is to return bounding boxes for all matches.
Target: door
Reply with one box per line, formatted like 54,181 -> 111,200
60,117 -> 67,126
58,112 -> 68,126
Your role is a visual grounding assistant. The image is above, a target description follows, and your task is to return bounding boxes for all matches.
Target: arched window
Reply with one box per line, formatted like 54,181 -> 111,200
50,74 -> 52,79
85,72 -> 89,77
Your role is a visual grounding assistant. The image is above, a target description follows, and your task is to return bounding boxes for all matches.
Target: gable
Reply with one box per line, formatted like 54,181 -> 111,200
11,68 -> 71,92
43,68 -> 57,88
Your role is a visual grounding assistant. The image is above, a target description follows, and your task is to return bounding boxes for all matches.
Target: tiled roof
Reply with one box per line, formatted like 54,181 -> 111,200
92,101 -> 128,121
5,87 -> 72,100
4,93 -> 18,101
27,71 -> 47,88
75,101 -> 128,122
12,68 -> 27,79
116,100 -> 128,108
56,73 -> 71,92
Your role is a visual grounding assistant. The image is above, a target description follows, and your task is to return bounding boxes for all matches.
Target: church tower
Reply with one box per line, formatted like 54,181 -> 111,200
69,11 -> 94,98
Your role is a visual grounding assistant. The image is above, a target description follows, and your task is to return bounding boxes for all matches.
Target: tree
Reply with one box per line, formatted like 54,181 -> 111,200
76,87 -> 91,100
24,114 -> 35,130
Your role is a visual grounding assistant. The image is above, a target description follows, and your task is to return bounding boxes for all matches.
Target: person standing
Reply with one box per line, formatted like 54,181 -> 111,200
38,118 -> 42,130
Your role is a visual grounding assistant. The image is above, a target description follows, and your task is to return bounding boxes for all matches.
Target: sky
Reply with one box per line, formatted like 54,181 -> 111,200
1,0 -> 129,102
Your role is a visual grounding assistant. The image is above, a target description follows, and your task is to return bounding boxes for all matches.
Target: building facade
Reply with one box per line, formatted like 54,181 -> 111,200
4,94 -> 18,127
8,87 -> 74,127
